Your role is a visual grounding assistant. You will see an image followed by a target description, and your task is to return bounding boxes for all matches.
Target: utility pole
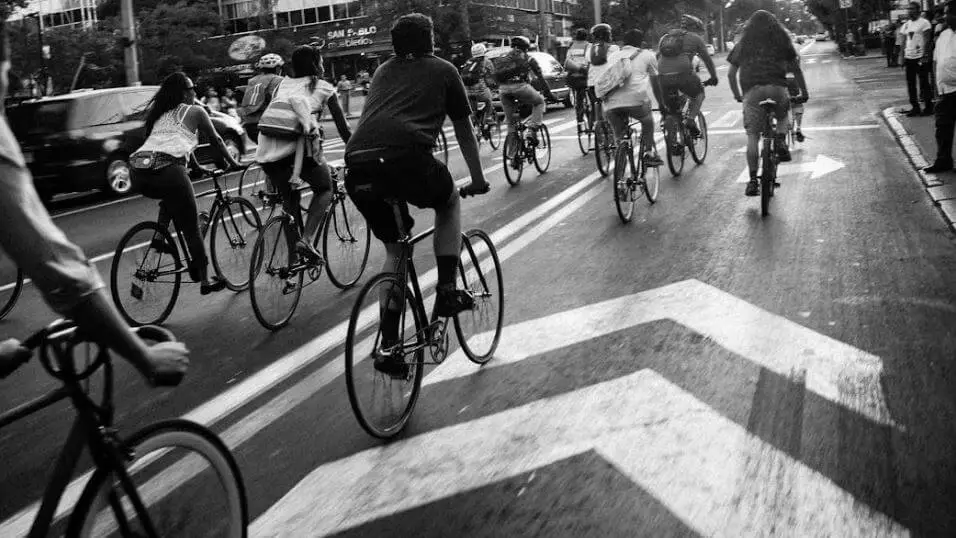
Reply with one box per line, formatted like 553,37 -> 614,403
594,0 -> 601,26
120,0 -> 139,86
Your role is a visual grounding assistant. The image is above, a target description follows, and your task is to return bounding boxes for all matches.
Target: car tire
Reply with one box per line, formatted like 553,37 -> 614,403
224,135 -> 242,163
563,93 -> 573,109
104,156 -> 133,197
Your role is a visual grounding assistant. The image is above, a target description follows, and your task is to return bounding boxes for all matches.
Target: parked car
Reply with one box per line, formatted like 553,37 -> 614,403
815,32 -> 828,41
486,48 -> 574,116
7,86 -> 247,203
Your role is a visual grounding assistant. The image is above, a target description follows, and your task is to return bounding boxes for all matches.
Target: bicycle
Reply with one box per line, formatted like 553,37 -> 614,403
433,129 -> 449,165
613,121 -> 660,223
593,102 -> 615,177
0,319 -> 247,537
659,81 -> 714,177
110,166 -> 261,327
1,258 -> 23,321
468,95 -> 502,151
576,90 -> 594,155
345,188 -> 504,439
757,98 -> 781,217
502,104 -> 551,186
249,165 -> 371,330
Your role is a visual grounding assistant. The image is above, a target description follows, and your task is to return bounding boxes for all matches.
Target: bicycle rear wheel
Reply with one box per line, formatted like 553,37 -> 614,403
760,139 -> 776,217
249,216 -> 303,330
210,197 -> 261,292
70,419 -> 247,538
322,193 -> 371,289
110,222 -> 182,327
236,164 -> 268,203
345,273 -> 425,439
640,133 -> 660,203
665,119 -> 686,177
688,111 -> 708,164
454,229 -> 504,364
577,99 -> 593,155
487,117 -> 502,150
503,132 -> 523,186
532,124 -> 551,173
0,266 -> 22,321
594,120 -> 614,177
613,144 -> 636,223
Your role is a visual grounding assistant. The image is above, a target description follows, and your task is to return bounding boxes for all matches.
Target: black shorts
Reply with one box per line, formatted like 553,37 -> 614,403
659,73 -> 704,111
260,154 -> 332,199
345,151 -> 454,243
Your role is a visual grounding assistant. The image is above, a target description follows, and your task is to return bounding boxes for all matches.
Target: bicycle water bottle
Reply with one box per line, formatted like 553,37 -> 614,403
199,211 -> 210,236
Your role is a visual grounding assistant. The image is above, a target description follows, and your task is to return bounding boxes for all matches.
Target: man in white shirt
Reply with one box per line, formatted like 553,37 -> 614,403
925,4 -> 956,173
900,1 -> 934,116
603,29 -> 663,166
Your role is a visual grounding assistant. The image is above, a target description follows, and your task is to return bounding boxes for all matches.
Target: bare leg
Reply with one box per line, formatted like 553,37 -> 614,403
433,189 -> 461,259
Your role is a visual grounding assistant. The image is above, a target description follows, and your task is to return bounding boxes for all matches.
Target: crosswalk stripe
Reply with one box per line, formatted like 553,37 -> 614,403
710,111 -> 738,128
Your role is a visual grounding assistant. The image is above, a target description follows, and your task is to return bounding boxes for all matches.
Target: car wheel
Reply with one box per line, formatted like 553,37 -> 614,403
563,93 -> 573,109
224,136 -> 242,163
105,157 -> 133,197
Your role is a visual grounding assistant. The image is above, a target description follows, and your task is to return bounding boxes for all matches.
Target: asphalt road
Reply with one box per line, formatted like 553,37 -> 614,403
2,41 -> 955,536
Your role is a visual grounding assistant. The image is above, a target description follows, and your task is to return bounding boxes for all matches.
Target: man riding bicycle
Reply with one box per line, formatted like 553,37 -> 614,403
493,36 -> 555,145
461,43 -> 496,128
657,14 -> 719,138
565,28 -> 591,128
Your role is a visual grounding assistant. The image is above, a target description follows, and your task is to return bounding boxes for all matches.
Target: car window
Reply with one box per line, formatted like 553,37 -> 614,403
70,94 -> 125,127
122,91 -> 154,121
533,54 -> 562,77
8,101 -> 72,137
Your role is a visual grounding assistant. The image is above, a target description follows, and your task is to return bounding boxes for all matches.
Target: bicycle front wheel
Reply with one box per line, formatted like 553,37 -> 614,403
613,144 -> 636,223
211,197 -> 262,292
0,266 -> 22,321
640,133 -> 660,203
503,132 -> 523,186
760,139 -> 775,217
110,222 -> 182,326
665,120 -> 686,177
249,216 -> 303,330
70,419 -> 247,538
346,273 -> 425,439
533,124 -> 551,173
236,164 -> 267,203
577,100 -> 593,155
487,118 -> 502,150
454,229 -> 504,364
594,121 -> 614,177
322,194 -> 371,289
688,112 -> 708,164
433,130 -> 449,165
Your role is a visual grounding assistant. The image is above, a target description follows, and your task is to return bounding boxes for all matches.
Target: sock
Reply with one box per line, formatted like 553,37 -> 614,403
381,307 -> 400,345
436,256 -> 458,289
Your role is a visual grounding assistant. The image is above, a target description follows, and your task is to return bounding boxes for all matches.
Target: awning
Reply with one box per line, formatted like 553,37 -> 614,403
322,43 -> 392,58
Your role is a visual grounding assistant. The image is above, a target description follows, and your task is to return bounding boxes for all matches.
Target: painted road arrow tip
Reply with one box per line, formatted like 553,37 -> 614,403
809,154 -> 845,179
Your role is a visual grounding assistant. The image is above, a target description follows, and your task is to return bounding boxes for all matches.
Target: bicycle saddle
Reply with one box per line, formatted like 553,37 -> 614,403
758,98 -> 778,107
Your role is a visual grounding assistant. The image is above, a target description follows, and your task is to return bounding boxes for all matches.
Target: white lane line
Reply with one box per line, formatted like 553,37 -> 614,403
710,111 -> 738,128
708,124 -> 880,135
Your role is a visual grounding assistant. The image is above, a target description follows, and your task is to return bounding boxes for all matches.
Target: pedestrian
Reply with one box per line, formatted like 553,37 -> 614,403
202,87 -> 221,112
221,87 -> 239,119
884,22 -> 899,67
337,75 -> 352,117
900,1 -> 934,116
924,4 -> 956,173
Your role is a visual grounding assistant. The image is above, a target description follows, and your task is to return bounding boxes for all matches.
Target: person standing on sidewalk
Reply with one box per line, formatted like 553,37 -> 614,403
337,75 -> 352,117
884,22 -> 899,67
901,2 -> 934,117
924,4 -> 956,173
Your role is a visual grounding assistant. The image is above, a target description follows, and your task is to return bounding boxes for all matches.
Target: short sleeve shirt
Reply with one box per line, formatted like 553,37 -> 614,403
728,41 -> 797,94
346,55 -> 471,155
657,31 -> 708,76
902,18 -> 932,59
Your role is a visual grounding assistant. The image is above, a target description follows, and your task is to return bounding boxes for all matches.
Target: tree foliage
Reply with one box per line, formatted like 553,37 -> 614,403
362,0 -> 475,60
569,0 -> 707,46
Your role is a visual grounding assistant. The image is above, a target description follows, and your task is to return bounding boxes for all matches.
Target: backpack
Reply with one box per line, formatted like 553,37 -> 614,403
256,81 -> 303,139
659,30 -> 687,58
589,42 -> 611,66
564,46 -> 588,73
491,49 -> 529,83
594,49 -> 641,100
460,58 -> 484,86
238,74 -> 281,125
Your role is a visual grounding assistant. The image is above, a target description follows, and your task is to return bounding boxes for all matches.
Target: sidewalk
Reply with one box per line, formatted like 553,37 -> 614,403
321,92 -> 365,122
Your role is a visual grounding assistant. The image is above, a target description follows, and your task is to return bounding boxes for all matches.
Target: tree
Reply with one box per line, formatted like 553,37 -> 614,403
361,0 -> 489,61
570,0 -> 707,46
134,1 -> 223,83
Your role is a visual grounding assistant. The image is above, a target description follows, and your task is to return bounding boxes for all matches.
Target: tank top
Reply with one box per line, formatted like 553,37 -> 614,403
135,104 -> 198,159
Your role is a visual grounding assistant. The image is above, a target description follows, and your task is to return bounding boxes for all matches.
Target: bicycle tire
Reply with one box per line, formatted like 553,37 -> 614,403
69,419 -> 247,538
0,267 -> 22,321
322,193 -> 371,289
345,273 -> 425,439
594,121 -> 614,177
454,229 -> 504,364
665,121 -> 686,177
210,197 -> 262,292
761,138 -> 775,216
110,221 -> 182,327
613,144 -> 636,223
487,118 -> 502,151
641,133 -> 660,204
577,99 -> 593,155
503,132 -> 523,186
235,164 -> 265,202
532,124 -> 551,174
433,130 -> 448,165
249,216 -> 303,330
688,111 -> 708,164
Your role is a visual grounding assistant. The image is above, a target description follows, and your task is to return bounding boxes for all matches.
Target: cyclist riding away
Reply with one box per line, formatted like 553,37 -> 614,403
786,54 -> 810,142
0,24 -> 188,383
256,45 -> 352,266
461,43 -> 496,128
587,24 -> 619,125
727,10 -> 802,196
657,14 -> 718,138
565,28 -> 591,128
603,29 -> 664,167
239,53 -> 284,144
492,35 -> 555,145
130,72 -> 243,295
343,14 -> 489,374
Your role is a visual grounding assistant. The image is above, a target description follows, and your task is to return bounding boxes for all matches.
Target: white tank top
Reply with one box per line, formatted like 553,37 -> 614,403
135,104 -> 198,158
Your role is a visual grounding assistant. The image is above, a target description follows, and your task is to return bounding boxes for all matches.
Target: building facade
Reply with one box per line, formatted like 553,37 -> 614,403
7,0 -> 99,30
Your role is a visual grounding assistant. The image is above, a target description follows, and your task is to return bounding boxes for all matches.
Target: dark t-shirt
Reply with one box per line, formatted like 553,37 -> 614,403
346,55 -> 471,155
657,31 -> 709,75
727,42 -> 797,94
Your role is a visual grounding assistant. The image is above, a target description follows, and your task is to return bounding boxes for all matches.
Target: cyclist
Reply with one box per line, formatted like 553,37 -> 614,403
0,24 -> 188,382
727,10 -> 800,196
239,53 -> 284,143
603,29 -> 664,167
493,35 -> 555,145
344,13 -> 489,374
587,24 -> 619,126
657,14 -> 718,138
786,54 -> 810,142
130,72 -> 242,295
460,43 -> 496,129
565,28 -> 591,128
256,45 -> 351,266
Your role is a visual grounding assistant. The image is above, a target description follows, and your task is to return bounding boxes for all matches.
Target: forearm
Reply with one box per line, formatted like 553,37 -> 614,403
702,53 -> 718,79
327,95 -> 352,144
728,67 -> 741,97
68,290 -> 150,374
212,134 -> 239,167
452,118 -> 484,183
649,75 -> 664,109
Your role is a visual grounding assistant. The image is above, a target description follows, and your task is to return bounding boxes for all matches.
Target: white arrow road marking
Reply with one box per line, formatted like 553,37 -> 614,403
807,58 -> 818,64
252,370 -> 906,537
822,59 -> 833,64
710,111 -> 739,128
734,154 -> 846,183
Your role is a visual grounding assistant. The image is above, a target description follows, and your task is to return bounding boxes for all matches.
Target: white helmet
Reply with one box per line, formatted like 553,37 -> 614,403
256,53 -> 284,69
471,43 -> 487,57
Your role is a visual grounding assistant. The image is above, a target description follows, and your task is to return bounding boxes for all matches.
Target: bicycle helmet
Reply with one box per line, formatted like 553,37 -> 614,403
680,14 -> 705,32
256,53 -> 284,69
591,23 -> 612,42
511,36 -> 531,51
471,43 -> 487,56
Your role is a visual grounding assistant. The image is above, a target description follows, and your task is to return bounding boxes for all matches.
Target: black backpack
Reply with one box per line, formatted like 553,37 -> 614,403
589,42 -> 611,66
238,74 -> 281,125
492,49 -> 529,83
659,30 -> 688,58
461,58 -> 484,86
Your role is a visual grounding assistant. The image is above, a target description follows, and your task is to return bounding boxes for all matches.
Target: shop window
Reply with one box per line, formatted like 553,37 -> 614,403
346,0 -> 363,17
304,7 -> 317,24
333,2 -> 348,20
318,5 -> 331,21
233,18 -> 249,33
276,11 -> 290,27
290,9 -> 302,25
517,0 -> 535,10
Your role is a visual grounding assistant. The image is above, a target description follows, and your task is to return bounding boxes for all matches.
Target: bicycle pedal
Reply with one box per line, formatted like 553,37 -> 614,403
282,279 -> 298,295
130,284 -> 143,301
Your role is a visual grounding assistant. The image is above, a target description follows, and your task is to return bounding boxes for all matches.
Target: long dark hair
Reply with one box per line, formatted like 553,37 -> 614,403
291,45 -> 323,93
143,72 -> 192,136
734,10 -> 793,64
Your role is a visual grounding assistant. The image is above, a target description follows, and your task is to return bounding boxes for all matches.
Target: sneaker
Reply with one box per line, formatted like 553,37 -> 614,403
435,285 -> 474,318
904,108 -> 922,117
200,276 -> 227,295
745,179 -> 760,197
526,132 -> 539,148
924,161 -> 954,173
923,105 -> 935,116
373,346 -> 409,378
775,139 -> 792,162
149,237 -> 174,255
795,130 -> 805,143
684,119 -> 701,138
643,152 -> 663,167
295,240 -> 324,266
